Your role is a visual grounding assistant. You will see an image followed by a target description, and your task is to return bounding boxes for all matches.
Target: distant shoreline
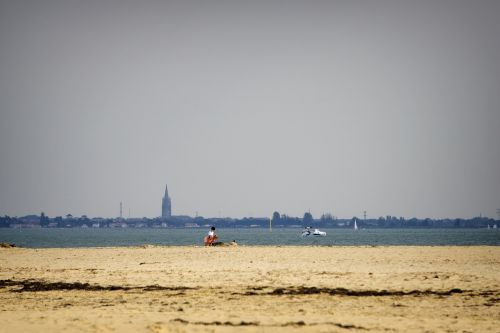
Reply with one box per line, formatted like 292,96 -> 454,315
2,214 -> 498,229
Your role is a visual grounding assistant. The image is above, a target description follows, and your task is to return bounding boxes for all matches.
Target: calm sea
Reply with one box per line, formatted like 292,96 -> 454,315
0,228 -> 499,248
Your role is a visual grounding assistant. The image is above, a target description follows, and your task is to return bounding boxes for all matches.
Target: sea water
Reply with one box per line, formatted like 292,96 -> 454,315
1,228 -> 499,248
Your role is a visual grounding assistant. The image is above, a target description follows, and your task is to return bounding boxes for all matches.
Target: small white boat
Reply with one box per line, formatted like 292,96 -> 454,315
312,228 -> 327,236
301,228 -> 326,237
354,220 -> 358,230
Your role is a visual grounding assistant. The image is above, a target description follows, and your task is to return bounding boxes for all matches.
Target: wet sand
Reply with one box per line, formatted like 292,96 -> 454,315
1,246 -> 499,332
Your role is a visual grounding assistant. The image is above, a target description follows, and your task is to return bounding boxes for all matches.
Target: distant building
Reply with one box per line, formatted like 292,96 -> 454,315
161,184 -> 172,218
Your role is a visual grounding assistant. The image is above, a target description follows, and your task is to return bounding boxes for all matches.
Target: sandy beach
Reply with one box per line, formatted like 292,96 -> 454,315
0,246 -> 499,332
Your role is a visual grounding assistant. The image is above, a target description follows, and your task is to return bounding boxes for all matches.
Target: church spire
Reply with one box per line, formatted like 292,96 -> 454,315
162,184 -> 172,218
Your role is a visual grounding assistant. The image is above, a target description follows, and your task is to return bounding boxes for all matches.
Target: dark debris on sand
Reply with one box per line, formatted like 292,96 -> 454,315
0,279 -> 194,293
171,318 -> 259,326
241,286 -> 466,297
171,318 -> 369,329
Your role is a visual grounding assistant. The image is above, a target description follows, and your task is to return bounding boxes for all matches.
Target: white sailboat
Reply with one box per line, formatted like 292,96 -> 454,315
354,220 -> 358,230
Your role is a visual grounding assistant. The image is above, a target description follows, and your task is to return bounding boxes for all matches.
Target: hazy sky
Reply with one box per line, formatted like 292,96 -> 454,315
1,0 -> 499,219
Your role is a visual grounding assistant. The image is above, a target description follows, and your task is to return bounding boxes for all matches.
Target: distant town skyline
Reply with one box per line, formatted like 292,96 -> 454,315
1,183 -> 498,221
1,1 -> 499,219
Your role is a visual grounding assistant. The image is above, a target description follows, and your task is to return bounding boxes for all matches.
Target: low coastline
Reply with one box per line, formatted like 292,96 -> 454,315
1,246 -> 499,332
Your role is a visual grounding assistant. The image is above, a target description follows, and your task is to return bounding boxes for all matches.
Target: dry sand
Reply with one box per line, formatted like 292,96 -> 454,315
0,246 -> 499,332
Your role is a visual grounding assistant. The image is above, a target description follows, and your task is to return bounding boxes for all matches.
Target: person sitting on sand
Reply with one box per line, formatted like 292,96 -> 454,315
204,226 -> 218,246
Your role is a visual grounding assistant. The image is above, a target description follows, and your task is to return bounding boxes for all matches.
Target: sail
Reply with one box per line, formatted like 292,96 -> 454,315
354,220 -> 358,230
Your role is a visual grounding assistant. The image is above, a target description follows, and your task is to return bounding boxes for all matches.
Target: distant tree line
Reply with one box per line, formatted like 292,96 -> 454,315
0,211 -> 498,229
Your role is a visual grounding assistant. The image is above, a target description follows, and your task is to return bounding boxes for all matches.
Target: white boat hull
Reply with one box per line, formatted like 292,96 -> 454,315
301,229 -> 326,237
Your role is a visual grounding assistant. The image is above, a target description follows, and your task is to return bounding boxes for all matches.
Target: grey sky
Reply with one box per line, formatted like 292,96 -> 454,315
1,0 -> 499,219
